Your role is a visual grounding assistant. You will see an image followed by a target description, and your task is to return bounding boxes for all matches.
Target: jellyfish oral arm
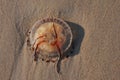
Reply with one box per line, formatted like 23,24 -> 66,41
32,35 -> 47,61
52,23 -> 62,58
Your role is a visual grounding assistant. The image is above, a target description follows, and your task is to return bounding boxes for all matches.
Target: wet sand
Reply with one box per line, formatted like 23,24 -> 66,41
0,0 -> 120,80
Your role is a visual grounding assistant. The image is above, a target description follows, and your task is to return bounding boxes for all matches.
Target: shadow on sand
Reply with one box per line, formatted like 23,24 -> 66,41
57,21 -> 85,73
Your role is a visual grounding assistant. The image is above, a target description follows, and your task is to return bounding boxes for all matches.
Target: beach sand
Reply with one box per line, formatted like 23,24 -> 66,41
0,0 -> 120,80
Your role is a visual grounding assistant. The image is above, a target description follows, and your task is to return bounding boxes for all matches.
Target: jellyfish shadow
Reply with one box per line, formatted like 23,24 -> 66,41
65,21 -> 85,57
57,21 -> 85,73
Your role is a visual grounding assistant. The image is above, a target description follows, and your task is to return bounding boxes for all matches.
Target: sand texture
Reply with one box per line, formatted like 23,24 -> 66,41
0,0 -> 120,80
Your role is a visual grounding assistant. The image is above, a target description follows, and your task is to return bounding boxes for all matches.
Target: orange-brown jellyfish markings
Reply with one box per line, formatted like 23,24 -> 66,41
27,17 -> 72,73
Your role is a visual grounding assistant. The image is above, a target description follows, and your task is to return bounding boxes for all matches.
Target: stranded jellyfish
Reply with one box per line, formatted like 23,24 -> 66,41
27,17 -> 72,73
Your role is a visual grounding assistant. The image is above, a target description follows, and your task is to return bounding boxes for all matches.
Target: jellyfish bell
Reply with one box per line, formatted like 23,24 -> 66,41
27,17 -> 72,62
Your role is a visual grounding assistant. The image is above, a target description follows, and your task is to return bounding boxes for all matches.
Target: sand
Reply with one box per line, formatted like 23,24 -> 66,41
0,0 -> 120,80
